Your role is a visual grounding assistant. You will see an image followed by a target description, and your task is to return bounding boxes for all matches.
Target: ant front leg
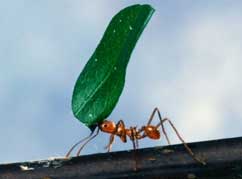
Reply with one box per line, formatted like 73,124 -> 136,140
105,120 -> 126,152
105,134 -> 115,152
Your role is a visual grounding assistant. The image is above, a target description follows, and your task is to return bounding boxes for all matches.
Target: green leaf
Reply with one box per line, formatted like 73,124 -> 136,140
72,4 -> 155,130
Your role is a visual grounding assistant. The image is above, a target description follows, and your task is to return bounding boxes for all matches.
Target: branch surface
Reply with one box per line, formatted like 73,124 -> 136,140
1,137 -> 242,179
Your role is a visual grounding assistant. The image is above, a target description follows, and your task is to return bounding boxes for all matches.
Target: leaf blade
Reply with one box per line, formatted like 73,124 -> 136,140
72,4 -> 155,129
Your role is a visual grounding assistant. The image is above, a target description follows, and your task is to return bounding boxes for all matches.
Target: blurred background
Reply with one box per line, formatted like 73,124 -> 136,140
1,1 -> 242,163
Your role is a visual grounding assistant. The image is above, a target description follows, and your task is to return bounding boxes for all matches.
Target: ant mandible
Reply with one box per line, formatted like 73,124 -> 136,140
66,107 -> 205,165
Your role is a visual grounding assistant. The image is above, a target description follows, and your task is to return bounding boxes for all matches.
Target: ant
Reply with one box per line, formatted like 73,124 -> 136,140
66,108 -> 205,166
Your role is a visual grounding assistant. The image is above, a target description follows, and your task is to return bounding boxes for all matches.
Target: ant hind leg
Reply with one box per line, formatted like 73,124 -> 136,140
161,118 -> 206,165
148,108 -> 171,145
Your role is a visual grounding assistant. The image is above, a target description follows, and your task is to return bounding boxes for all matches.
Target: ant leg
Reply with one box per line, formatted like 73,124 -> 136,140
162,118 -> 206,165
130,127 -> 138,171
148,108 -> 171,145
146,108 -> 205,164
147,108 -> 157,125
135,137 -> 139,149
65,130 -> 95,158
76,128 -> 100,156
129,127 -> 139,150
131,135 -> 138,150
105,120 -> 126,152
105,134 -> 115,152
133,128 -> 139,149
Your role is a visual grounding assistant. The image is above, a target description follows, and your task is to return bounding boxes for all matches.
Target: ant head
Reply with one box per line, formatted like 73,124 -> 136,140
99,120 -> 116,134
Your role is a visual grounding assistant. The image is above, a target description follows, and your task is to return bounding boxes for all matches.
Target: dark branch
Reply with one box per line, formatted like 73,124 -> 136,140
1,137 -> 242,179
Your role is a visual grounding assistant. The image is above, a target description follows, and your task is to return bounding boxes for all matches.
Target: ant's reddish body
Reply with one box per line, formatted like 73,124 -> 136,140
66,108 -> 205,165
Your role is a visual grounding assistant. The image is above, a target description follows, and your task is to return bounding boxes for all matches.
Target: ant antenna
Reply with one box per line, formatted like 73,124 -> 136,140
76,128 -> 100,156
66,129 -> 96,158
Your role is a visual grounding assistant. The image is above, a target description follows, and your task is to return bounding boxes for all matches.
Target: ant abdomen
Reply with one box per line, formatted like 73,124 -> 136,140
144,126 -> 160,139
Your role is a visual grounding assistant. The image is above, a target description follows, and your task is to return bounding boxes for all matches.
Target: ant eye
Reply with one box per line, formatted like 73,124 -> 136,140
103,124 -> 108,128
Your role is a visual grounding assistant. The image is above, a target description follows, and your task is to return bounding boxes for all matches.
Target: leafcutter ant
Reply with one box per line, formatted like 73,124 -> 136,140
66,108 -> 206,167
